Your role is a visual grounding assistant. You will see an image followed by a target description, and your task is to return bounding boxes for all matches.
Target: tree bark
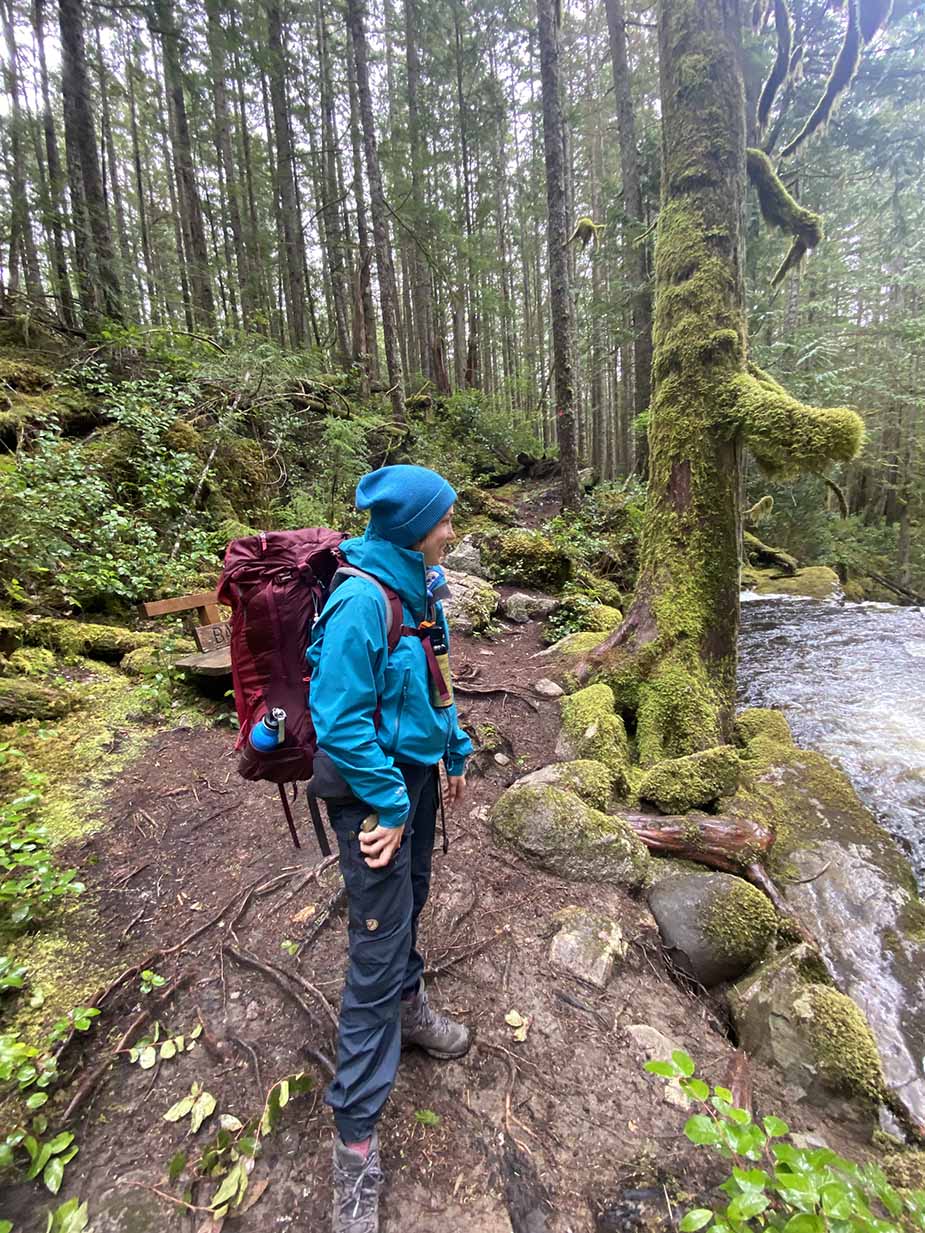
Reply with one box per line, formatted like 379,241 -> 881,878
347,0 -> 406,424
404,0 -> 435,382
346,33 -> 378,382
59,0 -> 122,322
537,0 -> 580,508
605,0 -> 653,475
317,0 -> 351,365
152,0 -> 215,330
32,0 -> 76,325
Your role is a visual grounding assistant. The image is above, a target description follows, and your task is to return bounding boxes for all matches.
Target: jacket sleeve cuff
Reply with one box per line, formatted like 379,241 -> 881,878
378,795 -> 410,828
444,752 -> 467,777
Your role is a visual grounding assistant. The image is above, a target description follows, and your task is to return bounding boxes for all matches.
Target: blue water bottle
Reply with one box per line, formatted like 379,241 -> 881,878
250,707 -> 287,751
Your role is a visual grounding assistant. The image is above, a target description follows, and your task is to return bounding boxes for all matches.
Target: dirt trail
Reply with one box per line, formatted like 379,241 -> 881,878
3,568 -> 872,1233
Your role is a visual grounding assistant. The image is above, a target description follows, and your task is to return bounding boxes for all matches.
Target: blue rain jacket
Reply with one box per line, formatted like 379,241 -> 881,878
307,526 -> 473,829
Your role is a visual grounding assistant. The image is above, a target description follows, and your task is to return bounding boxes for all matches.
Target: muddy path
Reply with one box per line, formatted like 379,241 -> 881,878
2,593 -> 871,1233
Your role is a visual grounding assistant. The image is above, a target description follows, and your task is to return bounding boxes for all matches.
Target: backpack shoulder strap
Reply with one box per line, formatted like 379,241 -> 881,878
330,567 -> 405,655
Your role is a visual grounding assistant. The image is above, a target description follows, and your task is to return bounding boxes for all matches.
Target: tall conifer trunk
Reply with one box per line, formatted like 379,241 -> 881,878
347,0 -> 406,424
581,0 -> 862,764
537,0 -> 580,508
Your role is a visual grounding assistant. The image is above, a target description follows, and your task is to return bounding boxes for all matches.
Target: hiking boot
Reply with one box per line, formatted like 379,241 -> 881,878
332,1132 -> 383,1233
400,980 -> 472,1058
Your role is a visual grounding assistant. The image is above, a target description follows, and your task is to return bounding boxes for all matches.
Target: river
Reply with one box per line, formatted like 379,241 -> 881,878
738,594 -> 925,888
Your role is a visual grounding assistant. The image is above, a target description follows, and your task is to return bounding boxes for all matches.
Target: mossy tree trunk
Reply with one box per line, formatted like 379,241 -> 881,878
578,0 -> 862,766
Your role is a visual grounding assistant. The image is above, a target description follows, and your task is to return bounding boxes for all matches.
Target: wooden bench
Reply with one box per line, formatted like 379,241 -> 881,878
140,591 -> 232,676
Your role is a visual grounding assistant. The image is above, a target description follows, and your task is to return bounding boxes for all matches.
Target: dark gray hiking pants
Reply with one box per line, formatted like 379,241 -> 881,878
324,761 -> 438,1142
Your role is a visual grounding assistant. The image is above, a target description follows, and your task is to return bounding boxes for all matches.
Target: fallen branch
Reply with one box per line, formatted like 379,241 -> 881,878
296,885 -> 347,955
223,945 -> 335,1078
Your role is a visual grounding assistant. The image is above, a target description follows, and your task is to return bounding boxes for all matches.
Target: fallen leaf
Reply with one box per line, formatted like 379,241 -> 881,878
238,1177 -> 270,1213
504,1010 -> 524,1028
291,903 -> 316,924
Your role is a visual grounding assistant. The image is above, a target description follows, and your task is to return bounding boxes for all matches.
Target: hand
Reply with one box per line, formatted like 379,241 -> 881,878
359,823 -> 405,868
446,774 -> 466,807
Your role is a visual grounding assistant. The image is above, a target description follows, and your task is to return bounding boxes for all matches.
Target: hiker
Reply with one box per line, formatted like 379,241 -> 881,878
307,464 -> 474,1233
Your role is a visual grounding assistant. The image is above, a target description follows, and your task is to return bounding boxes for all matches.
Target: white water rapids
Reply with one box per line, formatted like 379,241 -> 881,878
738,594 -> 925,889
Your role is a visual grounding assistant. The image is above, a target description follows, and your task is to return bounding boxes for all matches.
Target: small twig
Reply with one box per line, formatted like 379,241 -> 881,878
230,1035 -> 263,1094
782,860 -> 831,885
187,802 -> 241,832
112,861 -> 152,889
425,928 -> 507,978
297,885 -> 347,955
118,909 -> 145,947
121,1180 -> 213,1213
553,987 -> 609,1030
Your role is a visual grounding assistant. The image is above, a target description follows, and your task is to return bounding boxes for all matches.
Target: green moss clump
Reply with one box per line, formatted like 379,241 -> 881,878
559,684 -> 630,783
0,676 -> 77,721
515,759 -> 615,811
79,424 -> 141,490
734,707 -> 793,750
482,529 -> 573,592
880,1150 -> 925,1193
7,646 -> 57,676
573,571 -> 623,609
638,744 -> 740,814
582,604 -> 623,632
0,356 -> 55,393
209,434 -> 273,518
24,617 -> 164,662
164,418 -> 204,454
635,657 -> 727,767
701,878 -> 777,964
552,630 -> 613,657
793,984 -> 885,1102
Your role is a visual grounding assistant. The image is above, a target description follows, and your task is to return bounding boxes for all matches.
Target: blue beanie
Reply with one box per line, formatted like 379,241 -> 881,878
356,465 -> 457,548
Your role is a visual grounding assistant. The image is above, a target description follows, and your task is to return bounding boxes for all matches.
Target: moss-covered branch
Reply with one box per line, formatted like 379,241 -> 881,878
729,363 -> 864,478
780,0 -> 862,158
757,0 -> 793,135
746,148 -> 822,287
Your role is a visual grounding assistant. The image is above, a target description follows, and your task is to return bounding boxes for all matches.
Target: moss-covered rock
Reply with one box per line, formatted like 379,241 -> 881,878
730,943 -> 884,1109
120,644 -> 189,678
79,424 -> 141,490
733,706 -> 793,750
481,528 -> 573,592
164,417 -> 204,455
24,617 -> 164,662
546,630 -> 612,658
0,608 -> 24,655
752,565 -> 841,600
572,571 -> 624,609
490,783 -> 651,888
648,872 -> 777,986
209,434 -> 273,518
513,760 -> 615,811
581,604 -> 623,632
638,745 -> 740,814
557,683 -> 630,789
7,646 -> 57,677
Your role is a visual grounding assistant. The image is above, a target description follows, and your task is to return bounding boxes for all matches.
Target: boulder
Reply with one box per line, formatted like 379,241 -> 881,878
752,565 -> 841,600
501,591 -> 559,624
442,570 -> 499,634
444,535 -> 488,578
556,684 -> 630,790
533,678 -> 564,699
514,760 -> 615,811
490,784 -> 651,889
637,746 -> 740,814
729,708 -> 925,1124
647,873 -> 777,987
729,944 -> 885,1107
549,907 -> 625,988
480,529 -> 573,592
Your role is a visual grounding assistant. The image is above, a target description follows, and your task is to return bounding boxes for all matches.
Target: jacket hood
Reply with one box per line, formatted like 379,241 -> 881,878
340,525 -> 428,620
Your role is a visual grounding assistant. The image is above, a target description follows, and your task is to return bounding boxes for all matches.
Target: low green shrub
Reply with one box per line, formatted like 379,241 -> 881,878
645,1051 -> 925,1233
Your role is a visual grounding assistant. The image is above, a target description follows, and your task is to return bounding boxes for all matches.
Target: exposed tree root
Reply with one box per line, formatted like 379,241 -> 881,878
223,944 -> 335,1078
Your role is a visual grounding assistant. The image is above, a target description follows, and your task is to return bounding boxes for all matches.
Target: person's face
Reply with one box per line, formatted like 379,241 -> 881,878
414,507 -> 456,566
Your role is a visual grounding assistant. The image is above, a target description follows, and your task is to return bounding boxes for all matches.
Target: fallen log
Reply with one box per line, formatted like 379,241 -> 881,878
621,810 -> 816,946
0,677 -> 76,721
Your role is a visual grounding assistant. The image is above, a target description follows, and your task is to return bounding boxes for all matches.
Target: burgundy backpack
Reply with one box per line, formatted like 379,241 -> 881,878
217,528 -> 404,853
